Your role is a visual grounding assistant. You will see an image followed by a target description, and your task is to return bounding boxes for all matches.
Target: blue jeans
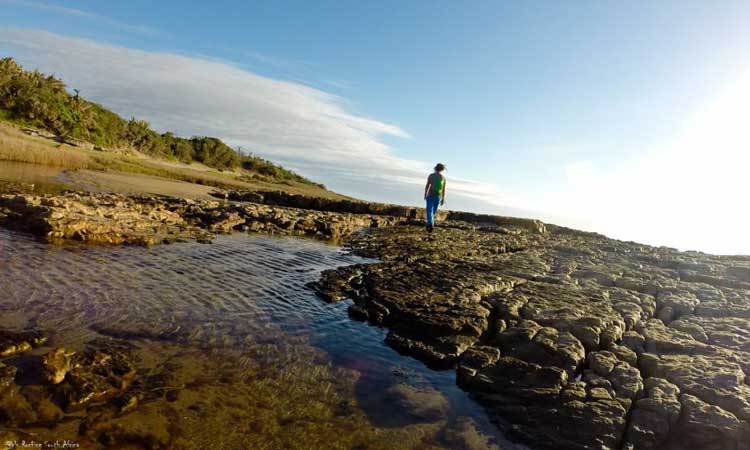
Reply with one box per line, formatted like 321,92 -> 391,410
425,195 -> 440,226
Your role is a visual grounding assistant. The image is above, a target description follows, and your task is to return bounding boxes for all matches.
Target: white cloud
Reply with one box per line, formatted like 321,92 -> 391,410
0,28 -> 515,213
7,29 -> 743,254
0,0 -> 161,36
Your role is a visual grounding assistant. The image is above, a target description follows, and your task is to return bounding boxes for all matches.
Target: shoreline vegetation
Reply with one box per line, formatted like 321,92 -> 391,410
2,58 -> 750,450
0,58 -> 331,195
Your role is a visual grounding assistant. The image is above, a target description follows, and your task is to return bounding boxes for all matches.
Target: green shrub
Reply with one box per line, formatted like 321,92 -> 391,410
0,57 -> 321,186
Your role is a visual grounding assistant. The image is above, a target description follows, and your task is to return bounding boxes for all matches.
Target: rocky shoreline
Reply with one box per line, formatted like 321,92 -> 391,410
0,192 -> 406,245
2,190 -> 750,449
311,221 -> 750,449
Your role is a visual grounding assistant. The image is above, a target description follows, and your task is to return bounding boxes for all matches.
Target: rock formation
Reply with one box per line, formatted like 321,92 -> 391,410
0,192 -> 404,244
311,222 -> 750,449
2,190 -> 750,449
0,338 -> 137,428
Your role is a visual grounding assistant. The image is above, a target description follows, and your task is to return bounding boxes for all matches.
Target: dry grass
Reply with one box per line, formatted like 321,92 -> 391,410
0,120 -> 350,200
0,130 -> 93,169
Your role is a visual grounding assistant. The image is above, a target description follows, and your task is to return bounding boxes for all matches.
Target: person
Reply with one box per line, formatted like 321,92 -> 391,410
424,163 -> 446,232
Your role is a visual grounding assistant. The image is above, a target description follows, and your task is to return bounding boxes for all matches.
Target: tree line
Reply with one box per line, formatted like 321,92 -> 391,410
0,57 -> 319,185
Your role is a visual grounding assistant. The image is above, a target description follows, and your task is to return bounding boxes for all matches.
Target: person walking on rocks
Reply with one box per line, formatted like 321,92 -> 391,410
424,163 -> 446,232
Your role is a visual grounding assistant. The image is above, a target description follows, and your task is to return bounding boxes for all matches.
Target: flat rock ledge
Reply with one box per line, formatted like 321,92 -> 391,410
4,191 -> 750,449
215,189 -> 546,234
0,192 -> 404,244
311,223 -> 750,450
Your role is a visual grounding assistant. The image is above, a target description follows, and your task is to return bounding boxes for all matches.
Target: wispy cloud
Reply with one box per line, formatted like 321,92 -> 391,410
0,28 -> 512,212
1,0 -> 161,36
224,48 -> 318,71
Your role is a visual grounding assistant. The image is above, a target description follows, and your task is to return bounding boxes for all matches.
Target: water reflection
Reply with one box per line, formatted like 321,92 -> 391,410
0,161 -> 71,194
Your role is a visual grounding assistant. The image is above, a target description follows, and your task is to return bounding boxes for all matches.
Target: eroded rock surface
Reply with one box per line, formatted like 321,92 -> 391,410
0,192 -> 403,244
312,222 -> 750,449
4,190 -> 750,449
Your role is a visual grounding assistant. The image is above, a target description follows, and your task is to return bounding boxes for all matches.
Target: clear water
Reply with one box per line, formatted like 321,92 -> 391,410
0,230 -> 523,449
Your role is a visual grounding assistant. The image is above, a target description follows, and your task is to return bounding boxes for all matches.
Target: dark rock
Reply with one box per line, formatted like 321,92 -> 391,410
61,342 -> 137,411
311,221 -> 750,449
0,330 -> 47,357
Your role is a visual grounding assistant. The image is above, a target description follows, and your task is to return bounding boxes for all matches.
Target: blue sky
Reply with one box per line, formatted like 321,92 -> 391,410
2,0 -> 750,254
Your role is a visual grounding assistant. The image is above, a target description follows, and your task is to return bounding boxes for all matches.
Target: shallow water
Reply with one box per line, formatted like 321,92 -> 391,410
0,161 -> 71,194
0,230 -> 524,449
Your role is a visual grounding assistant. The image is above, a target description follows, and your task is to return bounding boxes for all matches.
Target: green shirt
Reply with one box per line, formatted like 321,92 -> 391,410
428,173 -> 445,198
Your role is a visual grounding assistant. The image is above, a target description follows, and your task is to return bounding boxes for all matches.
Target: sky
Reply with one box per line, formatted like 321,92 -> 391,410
1,0 -> 749,254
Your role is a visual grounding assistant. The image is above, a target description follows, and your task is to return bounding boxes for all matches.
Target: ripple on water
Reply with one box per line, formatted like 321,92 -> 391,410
0,229 -> 526,449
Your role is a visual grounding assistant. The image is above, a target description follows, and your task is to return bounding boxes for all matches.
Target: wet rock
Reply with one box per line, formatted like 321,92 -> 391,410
0,193 -> 210,244
0,330 -> 47,357
42,347 -> 76,384
385,331 -> 479,368
0,192 -> 404,245
60,343 -> 137,411
0,338 -> 138,431
315,257 -> 511,367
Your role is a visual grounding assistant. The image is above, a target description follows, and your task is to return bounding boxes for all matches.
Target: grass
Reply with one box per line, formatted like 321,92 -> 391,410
90,153 -> 248,189
0,121 -> 350,200
0,127 -> 93,169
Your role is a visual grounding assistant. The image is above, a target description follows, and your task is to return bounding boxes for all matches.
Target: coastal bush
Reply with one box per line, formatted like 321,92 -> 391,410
0,57 -> 321,186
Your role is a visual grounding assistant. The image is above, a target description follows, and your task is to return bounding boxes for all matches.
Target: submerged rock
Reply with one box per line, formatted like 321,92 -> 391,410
61,342 -> 137,411
42,347 -> 76,384
386,383 -> 449,422
0,339 -> 137,428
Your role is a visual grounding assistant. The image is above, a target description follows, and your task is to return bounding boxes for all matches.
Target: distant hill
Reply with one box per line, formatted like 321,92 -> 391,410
0,57 -> 322,187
